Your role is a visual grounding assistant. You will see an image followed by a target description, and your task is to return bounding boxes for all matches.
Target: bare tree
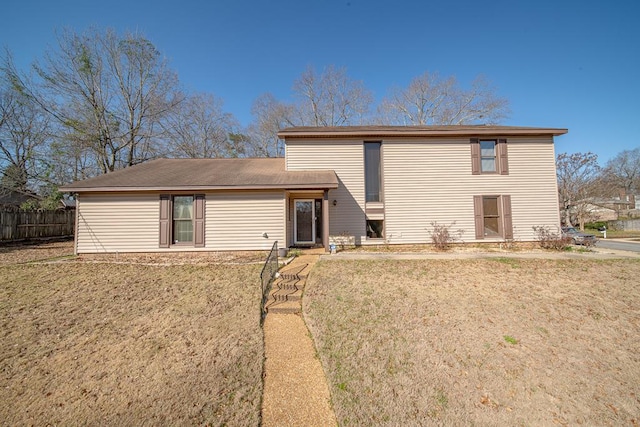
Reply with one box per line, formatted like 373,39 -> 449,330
246,93 -> 293,157
165,93 -> 241,158
0,63 -> 51,195
247,66 -> 373,155
378,72 -> 509,125
7,28 -> 183,176
556,152 -> 601,228
292,65 -> 373,126
602,147 -> 640,195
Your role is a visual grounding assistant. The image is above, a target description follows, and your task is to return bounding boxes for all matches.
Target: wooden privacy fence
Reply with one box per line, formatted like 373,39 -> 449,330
0,210 -> 75,241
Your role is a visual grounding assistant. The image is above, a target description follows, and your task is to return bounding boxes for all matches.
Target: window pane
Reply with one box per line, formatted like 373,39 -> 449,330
480,141 -> 495,156
483,197 -> 499,216
365,143 -> 381,202
366,220 -> 384,239
173,196 -> 193,219
173,220 -> 193,243
481,158 -> 496,172
484,217 -> 500,235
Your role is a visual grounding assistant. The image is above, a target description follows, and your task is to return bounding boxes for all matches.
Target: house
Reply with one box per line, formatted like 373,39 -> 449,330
0,189 -> 43,210
60,125 -> 567,254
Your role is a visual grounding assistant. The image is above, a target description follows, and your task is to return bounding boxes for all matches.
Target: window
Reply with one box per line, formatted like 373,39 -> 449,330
173,196 -> 194,243
365,142 -> 381,202
480,140 -> 496,172
159,194 -> 205,248
473,195 -> 513,239
366,219 -> 384,239
471,138 -> 508,175
482,196 -> 500,236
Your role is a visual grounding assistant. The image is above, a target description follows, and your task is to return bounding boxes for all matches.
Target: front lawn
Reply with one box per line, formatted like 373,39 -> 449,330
304,258 -> 640,425
0,261 -> 263,426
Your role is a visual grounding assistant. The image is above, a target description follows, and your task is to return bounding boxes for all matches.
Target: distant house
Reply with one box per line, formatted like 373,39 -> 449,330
60,125 -> 567,254
0,190 -> 42,210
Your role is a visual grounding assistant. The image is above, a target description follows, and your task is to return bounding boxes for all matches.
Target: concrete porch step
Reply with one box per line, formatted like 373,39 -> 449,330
265,299 -> 301,314
269,288 -> 303,302
275,280 -> 302,291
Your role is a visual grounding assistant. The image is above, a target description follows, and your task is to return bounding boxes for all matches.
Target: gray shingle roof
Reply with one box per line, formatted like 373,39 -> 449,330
60,158 -> 338,192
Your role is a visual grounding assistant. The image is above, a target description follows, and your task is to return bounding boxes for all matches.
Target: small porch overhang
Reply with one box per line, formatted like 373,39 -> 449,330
286,189 -> 332,252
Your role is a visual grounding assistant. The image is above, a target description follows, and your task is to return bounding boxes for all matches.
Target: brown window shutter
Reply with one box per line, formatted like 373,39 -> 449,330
498,139 -> 509,175
194,194 -> 205,247
502,195 -> 513,239
473,195 -> 484,239
470,138 -> 480,175
159,195 -> 171,248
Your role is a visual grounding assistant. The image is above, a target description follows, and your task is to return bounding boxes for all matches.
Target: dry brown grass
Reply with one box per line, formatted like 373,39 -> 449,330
0,239 -> 75,264
304,258 -> 640,426
1,258 -> 263,425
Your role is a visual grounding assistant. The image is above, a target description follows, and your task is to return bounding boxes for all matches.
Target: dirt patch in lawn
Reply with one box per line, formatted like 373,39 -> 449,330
304,258 -> 640,426
0,262 -> 263,426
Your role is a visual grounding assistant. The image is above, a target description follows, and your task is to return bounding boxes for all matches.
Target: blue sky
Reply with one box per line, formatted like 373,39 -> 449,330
2,0 -> 638,163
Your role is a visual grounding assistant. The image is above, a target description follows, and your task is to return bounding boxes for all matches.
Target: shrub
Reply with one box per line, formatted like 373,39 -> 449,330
334,231 -> 355,251
428,221 -> 464,251
585,221 -> 607,230
532,225 -> 572,250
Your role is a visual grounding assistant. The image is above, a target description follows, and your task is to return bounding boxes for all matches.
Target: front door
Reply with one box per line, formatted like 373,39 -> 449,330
294,199 -> 315,245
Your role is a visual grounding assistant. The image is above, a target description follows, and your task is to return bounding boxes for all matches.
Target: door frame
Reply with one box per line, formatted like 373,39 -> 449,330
294,199 -> 316,245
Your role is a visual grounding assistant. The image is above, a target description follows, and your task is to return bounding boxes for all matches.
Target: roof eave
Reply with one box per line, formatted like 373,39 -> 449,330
278,128 -> 569,139
59,183 -> 339,193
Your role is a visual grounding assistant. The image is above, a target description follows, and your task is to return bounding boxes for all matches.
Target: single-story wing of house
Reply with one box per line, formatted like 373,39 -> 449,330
60,125 -> 567,254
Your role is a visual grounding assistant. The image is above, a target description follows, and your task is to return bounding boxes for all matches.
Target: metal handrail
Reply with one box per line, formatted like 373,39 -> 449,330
260,241 -> 279,324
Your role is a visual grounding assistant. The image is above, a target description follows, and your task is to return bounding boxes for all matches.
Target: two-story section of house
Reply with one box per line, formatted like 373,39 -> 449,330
61,125 -> 566,254
280,125 -> 566,247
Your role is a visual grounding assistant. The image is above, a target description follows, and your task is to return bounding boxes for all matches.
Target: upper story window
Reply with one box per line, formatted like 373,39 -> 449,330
364,142 -> 381,202
471,138 -> 509,175
480,140 -> 497,172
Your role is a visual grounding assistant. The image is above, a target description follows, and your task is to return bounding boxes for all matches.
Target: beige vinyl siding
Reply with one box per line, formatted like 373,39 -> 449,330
383,136 -> 559,243
77,191 -> 286,253
287,140 -> 366,244
207,191 -> 285,251
77,193 -> 160,253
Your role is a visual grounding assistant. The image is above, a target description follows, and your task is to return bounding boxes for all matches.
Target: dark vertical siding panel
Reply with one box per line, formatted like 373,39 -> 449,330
473,195 -> 484,239
470,138 -> 480,175
194,194 -> 205,247
498,139 -> 509,175
502,195 -> 513,239
159,195 -> 170,248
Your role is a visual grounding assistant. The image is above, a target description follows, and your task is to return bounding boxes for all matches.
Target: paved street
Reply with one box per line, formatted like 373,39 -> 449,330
597,239 -> 640,253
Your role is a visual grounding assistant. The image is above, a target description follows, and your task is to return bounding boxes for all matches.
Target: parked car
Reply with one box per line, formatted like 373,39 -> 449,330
561,227 -> 598,246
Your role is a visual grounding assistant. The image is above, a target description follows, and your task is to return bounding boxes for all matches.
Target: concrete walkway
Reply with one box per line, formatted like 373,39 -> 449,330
321,245 -> 640,261
261,253 -> 337,427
